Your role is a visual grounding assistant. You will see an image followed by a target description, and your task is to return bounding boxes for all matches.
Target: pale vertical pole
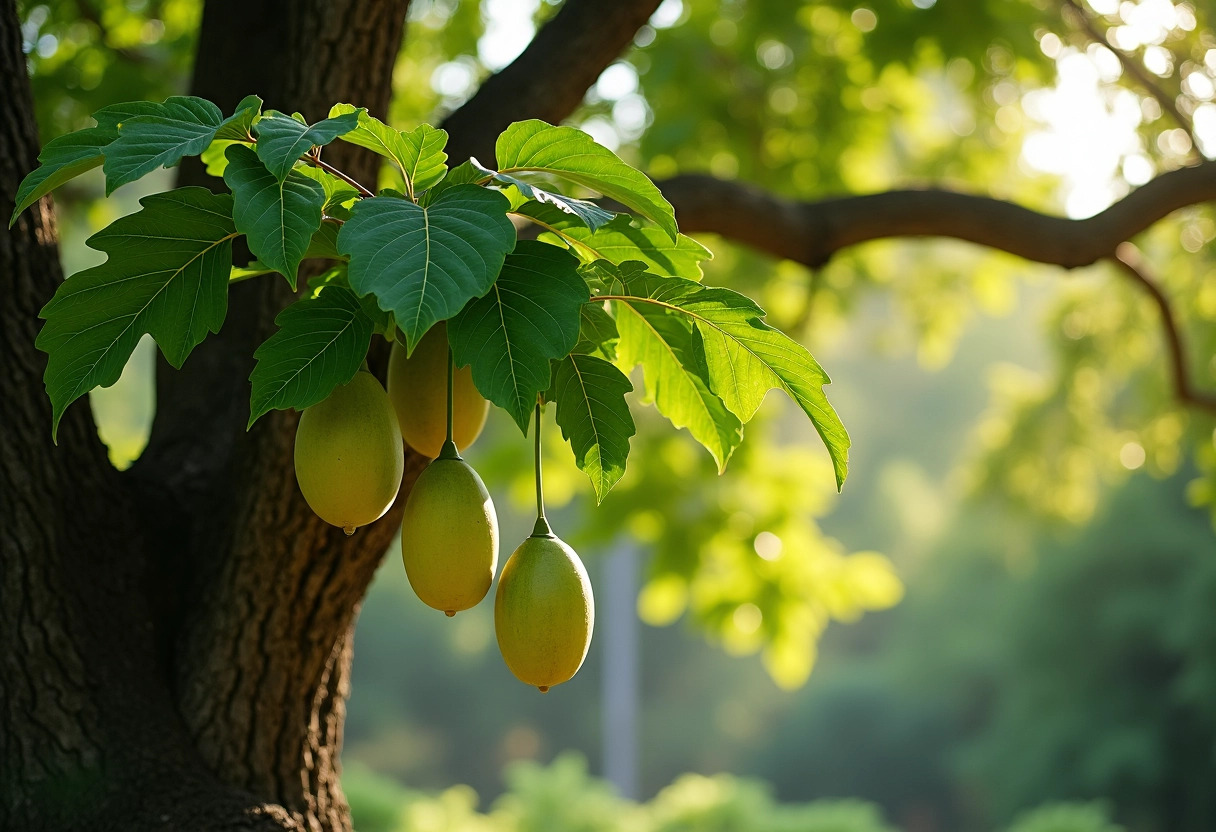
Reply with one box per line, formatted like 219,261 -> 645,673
601,541 -> 639,799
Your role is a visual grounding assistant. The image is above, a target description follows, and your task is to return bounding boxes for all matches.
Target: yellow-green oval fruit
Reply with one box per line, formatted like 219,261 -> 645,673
494,534 -> 594,692
401,457 -> 499,615
294,371 -> 404,535
387,322 -> 489,458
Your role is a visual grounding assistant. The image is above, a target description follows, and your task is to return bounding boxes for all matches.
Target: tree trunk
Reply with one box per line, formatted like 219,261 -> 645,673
1,1 -> 415,829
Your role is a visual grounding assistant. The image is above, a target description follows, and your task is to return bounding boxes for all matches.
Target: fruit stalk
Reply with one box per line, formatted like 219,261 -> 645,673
438,344 -> 459,461
533,399 -> 551,538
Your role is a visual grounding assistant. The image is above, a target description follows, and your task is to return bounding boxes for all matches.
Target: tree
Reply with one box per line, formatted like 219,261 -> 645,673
3,0 -> 1215,829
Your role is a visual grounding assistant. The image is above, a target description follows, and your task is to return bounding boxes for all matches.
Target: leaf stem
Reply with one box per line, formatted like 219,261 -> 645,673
532,399 -> 552,537
305,155 -> 375,198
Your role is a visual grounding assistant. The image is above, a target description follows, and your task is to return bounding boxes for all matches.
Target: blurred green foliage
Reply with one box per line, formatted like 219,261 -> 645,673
343,753 -> 1125,832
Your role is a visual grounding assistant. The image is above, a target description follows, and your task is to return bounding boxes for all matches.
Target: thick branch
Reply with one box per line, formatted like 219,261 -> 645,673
441,0 -> 661,164
659,163 -> 1216,270
658,169 -> 1216,417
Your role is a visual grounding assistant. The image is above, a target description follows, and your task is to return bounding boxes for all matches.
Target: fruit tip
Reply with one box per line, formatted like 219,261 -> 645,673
444,609 -> 456,617
537,685 -> 549,693
342,525 -> 356,536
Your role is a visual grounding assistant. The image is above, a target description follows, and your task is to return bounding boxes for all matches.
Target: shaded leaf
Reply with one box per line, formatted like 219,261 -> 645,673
253,110 -> 360,181
449,241 -> 588,431
574,303 -> 620,361
10,127 -> 115,226
247,285 -> 372,426
36,188 -> 236,436
337,187 -> 515,352
550,353 -> 636,502
223,144 -> 325,288
102,95 -> 260,193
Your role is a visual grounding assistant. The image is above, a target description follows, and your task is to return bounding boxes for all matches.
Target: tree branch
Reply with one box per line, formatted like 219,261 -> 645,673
659,162 -> 1216,270
656,168 -> 1216,417
1059,0 -> 1201,160
441,0 -> 662,164
1110,243 -> 1216,416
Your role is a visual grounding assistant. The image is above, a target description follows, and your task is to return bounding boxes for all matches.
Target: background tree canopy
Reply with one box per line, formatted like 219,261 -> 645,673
4,0 -> 1216,831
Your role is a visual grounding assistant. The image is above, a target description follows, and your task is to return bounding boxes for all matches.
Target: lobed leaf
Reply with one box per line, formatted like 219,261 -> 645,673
102,95 -> 260,193
448,241 -> 589,432
612,295 -> 743,472
550,353 -> 636,503
329,104 -> 449,197
495,119 -> 678,239
337,187 -> 515,353
574,303 -> 620,361
36,187 -> 236,436
606,267 -> 850,489
247,284 -> 373,426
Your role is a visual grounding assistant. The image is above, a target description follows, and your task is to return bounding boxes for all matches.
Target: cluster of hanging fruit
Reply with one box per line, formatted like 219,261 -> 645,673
292,323 -> 594,693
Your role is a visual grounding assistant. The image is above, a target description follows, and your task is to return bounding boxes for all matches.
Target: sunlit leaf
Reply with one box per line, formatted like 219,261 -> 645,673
253,110 -> 360,181
550,352 -> 636,502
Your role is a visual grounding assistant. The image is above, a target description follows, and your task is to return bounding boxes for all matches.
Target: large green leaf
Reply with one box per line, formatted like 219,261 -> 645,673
494,120 -> 677,239
448,241 -> 588,431
102,95 -> 260,193
329,104 -> 448,197
223,144 -> 325,288
36,187 -> 236,436
606,268 -> 850,489
247,285 -> 373,426
550,353 -> 636,503
538,215 -> 712,280
10,127 -> 115,226
253,110 -> 360,181
612,294 -> 743,472
337,187 -> 515,352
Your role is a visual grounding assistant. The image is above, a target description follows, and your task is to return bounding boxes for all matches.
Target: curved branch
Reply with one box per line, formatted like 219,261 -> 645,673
441,0 -> 662,164
1110,243 -> 1216,416
657,168 -> 1216,417
659,162 -> 1216,270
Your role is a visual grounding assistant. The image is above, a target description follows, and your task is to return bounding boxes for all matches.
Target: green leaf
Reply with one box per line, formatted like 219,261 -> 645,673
10,127 -> 115,226
200,139 -> 243,177
296,165 -> 360,212
329,105 -> 449,197
337,186 -> 515,352
36,187 -> 236,436
481,165 -> 616,231
305,222 -> 342,260
230,261 -> 276,282
612,294 -> 742,472
102,95 -> 259,193
608,269 -> 850,489
213,94 -> 262,141
91,100 -> 163,129
247,285 -> 373,426
223,144 -> 325,288
574,303 -> 620,361
539,215 -> 712,279
495,119 -> 677,240
253,110 -> 360,181
448,240 -> 589,432
550,353 -> 636,503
